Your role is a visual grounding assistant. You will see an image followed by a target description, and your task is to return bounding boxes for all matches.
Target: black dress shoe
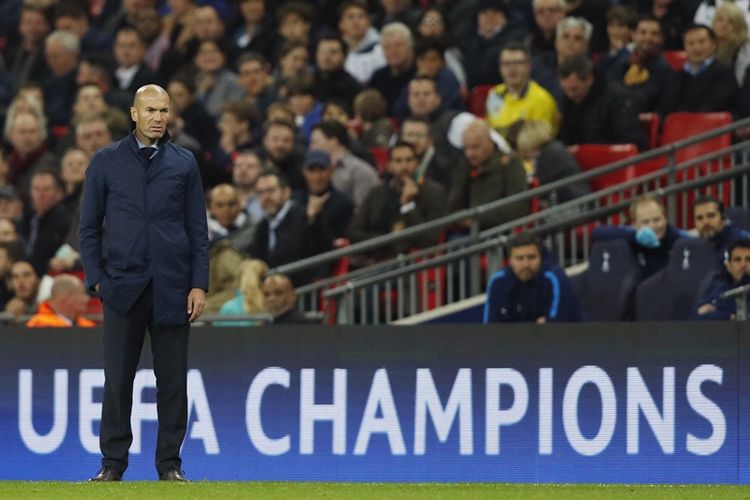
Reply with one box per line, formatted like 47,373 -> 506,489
89,467 -> 122,482
159,468 -> 188,482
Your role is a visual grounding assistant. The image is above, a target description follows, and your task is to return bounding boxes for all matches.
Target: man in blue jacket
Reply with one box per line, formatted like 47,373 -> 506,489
592,195 -> 689,280
79,85 -> 209,482
692,239 -> 750,320
484,233 -> 586,323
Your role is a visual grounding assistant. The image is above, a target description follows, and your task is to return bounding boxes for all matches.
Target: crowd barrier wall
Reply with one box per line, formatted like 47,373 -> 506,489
1,323 -> 748,483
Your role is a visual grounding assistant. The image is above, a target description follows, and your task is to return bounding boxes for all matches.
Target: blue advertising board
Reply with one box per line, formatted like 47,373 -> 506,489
0,323 -> 745,482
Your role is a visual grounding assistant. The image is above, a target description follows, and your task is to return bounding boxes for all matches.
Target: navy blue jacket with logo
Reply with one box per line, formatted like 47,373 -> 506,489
79,134 -> 209,325
483,264 -> 587,323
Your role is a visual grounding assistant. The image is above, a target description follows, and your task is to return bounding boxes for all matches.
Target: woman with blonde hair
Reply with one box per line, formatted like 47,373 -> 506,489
515,120 -> 589,206
218,258 -> 269,325
712,2 -> 750,85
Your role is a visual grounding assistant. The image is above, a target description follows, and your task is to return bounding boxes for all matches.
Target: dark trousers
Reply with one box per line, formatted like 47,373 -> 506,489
99,283 -> 190,475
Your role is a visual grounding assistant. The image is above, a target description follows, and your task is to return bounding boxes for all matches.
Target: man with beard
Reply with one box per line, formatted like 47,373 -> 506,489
250,169 -> 331,284
692,239 -> 750,320
260,120 -> 306,191
484,233 -> 586,323
693,196 -> 750,267
606,15 -> 671,112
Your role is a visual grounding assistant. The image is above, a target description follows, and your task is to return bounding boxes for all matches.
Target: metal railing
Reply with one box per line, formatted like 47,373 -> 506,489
721,284 -> 750,320
325,161 -> 750,324
274,117 -> 750,324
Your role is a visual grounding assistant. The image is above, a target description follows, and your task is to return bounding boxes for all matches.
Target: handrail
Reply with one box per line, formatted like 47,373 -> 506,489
324,161 -> 750,301
297,140 -> 750,295
275,116 -> 750,278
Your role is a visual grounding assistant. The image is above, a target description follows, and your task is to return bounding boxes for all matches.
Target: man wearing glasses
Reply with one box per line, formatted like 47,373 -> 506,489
486,41 -> 559,137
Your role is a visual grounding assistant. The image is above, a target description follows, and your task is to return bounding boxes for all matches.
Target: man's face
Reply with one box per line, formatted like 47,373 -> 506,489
280,47 -> 309,76
256,175 -> 290,217
556,25 -> 588,59
130,89 -> 170,145
633,200 -> 667,240
684,27 -> 716,65
478,9 -> 507,34
309,129 -> 336,154
382,0 -> 409,14
218,112 -> 246,141
9,113 -> 43,156
239,60 -> 268,96
167,81 -> 192,112
45,40 -> 77,77
20,10 -> 50,45
31,173 -> 62,216
534,0 -> 565,32
415,50 -> 444,78
232,153 -> 263,188
388,146 -> 417,178
382,33 -> 412,69
560,73 -> 593,104
0,219 -> 16,242
59,280 -> 90,317
209,186 -> 242,227
633,20 -> 663,54
339,6 -> 369,42
727,247 -> 750,282
134,8 -> 162,41
316,40 -> 345,72
400,121 -> 431,156
11,262 -> 38,301
694,202 -> 725,239
114,31 -> 145,68
76,120 -> 112,156
74,85 -> 107,116
509,244 -> 542,282
240,0 -> 265,24
0,249 -> 10,275
262,275 -> 296,317
407,80 -> 441,115
462,126 -> 495,167
303,164 -> 333,195
607,21 -> 632,46
193,6 -> 224,41
195,41 -> 224,72
279,13 -> 311,43
418,10 -> 445,38
76,61 -> 99,87
500,49 -> 531,90
61,149 -> 89,186
55,15 -> 87,38
263,124 -> 295,162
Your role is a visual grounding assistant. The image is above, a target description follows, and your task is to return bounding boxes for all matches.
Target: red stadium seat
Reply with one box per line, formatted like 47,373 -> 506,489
568,144 -> 638,192
569,144 -> 639,226
51,125 -> 70,140
663,51 -> 688,71
369,147 -> 390,177
321,238 -> 351,325
660,112 -> 733,226
639,113 -> 660,151
467,84 -> 493,117
660,112 -> 732,163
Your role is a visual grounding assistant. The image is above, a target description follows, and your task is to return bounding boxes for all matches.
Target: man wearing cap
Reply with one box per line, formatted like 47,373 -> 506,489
462,0 -> 527,89
294,149 -> 354,244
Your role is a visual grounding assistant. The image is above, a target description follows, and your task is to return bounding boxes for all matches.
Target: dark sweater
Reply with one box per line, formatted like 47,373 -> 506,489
658,60 -> 739,116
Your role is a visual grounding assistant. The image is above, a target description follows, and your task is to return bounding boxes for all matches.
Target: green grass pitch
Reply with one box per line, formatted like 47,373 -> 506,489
1,482 -> 749,499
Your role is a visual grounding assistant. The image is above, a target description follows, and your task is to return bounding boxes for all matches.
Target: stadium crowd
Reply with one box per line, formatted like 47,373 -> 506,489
0,0 -> 748,326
